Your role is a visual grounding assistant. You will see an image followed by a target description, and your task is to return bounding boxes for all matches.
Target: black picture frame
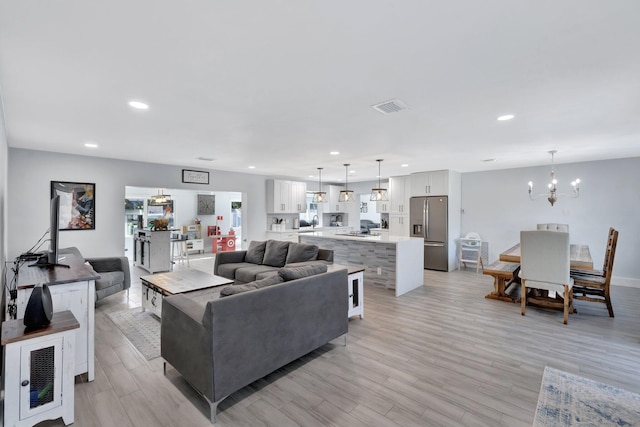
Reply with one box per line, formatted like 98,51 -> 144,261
51,181 -> 96,230
182,169 -> 210,184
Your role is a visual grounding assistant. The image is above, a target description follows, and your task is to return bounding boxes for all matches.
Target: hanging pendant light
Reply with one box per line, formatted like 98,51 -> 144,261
312,167 -> 327,203
338,164 -> 355,202
370,159 -> 388,201
528,150 -> 580,206
150,188 -> 171,204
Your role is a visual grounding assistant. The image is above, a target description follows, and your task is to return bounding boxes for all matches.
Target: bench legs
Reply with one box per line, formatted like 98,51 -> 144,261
485,276 -> 516,302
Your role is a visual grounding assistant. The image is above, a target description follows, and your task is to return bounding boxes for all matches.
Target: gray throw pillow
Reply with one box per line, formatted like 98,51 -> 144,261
245,240 -> 267,264
219,283 -> 259,297
285,242 -> 319,264
218,275 -> 283,298
278,264 -> 328,281
262,240 -> 290,267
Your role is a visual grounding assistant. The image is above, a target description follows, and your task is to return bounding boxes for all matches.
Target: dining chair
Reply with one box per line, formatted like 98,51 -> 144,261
570,227 -> 615,278
519,230 -> 574,324
536,223 -> 570,232
570,228 -> 618,317
457,232 -> 483,273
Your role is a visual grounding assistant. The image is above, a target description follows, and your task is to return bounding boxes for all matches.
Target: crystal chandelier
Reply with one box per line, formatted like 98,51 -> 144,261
528,150 -> 580,206
370,159 -> 388,201
312,168 -> 327,203
338,164 -> 355,202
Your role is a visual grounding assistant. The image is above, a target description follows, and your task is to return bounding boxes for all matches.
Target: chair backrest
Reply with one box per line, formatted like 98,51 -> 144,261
520,230 -> 570,285
603,228 -> 619,280
537,223 -> 569,232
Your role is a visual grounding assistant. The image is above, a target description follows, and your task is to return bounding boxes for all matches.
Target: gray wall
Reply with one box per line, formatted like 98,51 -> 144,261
461,157 -> 640,286
7,148 -> 269,259
0,97 -> 7,307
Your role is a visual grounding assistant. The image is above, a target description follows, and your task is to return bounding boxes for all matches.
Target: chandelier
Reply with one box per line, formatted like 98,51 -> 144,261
150,188 -> 171,204
338,163 -> 355,202
528,150 -> 580,206
312,168 -> 327,203
370,159 -> 388,201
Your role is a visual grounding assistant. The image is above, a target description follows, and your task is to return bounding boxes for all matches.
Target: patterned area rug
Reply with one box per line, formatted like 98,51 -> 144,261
107,309 -> 161,360
534,367 -> 640,426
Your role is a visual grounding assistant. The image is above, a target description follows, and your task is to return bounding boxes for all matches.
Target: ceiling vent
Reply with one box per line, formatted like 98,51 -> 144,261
372,99 -> 408,114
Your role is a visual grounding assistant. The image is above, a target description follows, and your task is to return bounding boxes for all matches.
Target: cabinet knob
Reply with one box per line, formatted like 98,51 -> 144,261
21,380 -> 29,387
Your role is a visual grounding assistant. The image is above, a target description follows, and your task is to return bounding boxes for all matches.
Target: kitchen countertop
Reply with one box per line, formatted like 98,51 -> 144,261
298,231 -> 419,243
266,226 -> 352,233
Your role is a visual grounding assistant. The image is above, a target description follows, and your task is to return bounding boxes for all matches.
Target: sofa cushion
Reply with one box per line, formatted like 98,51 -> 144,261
217,262 -> 255,281
262,240 -> 290,267
278,264 -> 328,281
219,274 -> 284,298
255,270 -> 280,280
235,265 -> 280,283
285,242 -> 319,264
245,240 -> 267,264
94,271 -> 124,290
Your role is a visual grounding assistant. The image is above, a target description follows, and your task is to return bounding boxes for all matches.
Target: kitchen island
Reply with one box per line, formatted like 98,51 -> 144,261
298,232 -> 424,297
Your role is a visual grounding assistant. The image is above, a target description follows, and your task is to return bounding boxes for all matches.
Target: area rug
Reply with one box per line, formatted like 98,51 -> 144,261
533,366 -> 640,426
107,309 -> 160,360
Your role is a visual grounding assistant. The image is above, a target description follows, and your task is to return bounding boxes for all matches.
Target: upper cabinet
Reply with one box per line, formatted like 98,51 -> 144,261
389,175 -> 411,214
410,170 -> 449,196
266,180 -> 307,213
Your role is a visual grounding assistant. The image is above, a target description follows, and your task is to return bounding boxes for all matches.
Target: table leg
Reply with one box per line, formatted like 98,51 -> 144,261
485,276 -> 515,302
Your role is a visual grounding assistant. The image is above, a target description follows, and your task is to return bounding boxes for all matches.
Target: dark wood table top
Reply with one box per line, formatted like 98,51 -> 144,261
16,253 -> 101,290
1,310 -> 80,345
140,269 -> 233,295
499,243 -> 593,270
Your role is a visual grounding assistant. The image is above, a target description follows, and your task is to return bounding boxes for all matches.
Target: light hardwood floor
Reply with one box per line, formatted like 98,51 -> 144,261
32,255 -> 640,426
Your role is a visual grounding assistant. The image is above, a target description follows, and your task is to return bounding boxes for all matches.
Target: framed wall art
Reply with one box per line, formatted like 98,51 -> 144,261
51,181 -> 96,230
182,169 -> 210,184
198,194 -> 215,215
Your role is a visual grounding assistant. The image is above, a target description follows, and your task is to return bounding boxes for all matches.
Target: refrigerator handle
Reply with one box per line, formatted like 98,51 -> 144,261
424,199 -> 429,240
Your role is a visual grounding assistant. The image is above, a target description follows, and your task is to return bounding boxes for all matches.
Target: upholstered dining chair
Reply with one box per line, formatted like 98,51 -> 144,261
570,228 -> 618,317
457,232 -> 483,273
519,230 -> 574,324
537,223 -> 570,232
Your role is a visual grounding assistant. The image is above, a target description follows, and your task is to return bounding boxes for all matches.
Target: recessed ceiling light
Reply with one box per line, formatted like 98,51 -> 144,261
197,156 -> 214,161
497,114 -> 514,121
329,151 -> 340,155
128,100 -> 149,110
84,143 -> 98,148
349,170 -> 356,174
248,166 -> 256,169
308,175 -> 314,178
401,164 -> 409,167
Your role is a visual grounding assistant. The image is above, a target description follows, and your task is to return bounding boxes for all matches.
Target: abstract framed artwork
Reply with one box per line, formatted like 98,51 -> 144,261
51,181 -> 96,230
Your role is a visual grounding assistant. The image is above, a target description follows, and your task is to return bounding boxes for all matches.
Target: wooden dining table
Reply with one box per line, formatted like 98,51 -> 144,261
499,243 -> 593,270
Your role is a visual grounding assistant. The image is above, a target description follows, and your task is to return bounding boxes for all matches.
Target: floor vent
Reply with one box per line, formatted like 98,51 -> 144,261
372,99 -> 408,114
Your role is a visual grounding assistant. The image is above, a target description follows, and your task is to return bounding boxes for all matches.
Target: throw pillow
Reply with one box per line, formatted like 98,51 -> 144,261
285,242 -> 319,264
253,274 -> 284,288
219,283 -> 259,297
278,264 -> 328,281
261,240 -> 290,267
245,240 -> 267,264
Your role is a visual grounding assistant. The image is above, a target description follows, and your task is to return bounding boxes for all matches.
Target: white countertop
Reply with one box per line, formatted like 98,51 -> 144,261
298,231 -> 420,243
266,226 -> 352,234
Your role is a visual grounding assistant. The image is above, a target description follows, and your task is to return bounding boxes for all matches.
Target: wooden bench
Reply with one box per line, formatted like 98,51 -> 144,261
483,261 -> 520,302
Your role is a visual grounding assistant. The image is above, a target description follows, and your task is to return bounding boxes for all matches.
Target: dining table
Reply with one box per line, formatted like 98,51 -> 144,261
499,243 -> 593,270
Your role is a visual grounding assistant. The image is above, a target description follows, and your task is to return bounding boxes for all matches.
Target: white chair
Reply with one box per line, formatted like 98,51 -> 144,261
519,230 -> 574,324
170,233 -> 190,270
457,232 -> 483,273
536,223 -> 569,232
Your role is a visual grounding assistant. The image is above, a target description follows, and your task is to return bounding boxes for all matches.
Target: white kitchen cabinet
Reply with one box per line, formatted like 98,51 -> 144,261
265,231 -> 299,242
375,200 -> 390,213
324,185 -> 346,213
389,214 -> 409,237
267,180 -> 307,213
410,170 -> 449,196
389,175 -> 411,214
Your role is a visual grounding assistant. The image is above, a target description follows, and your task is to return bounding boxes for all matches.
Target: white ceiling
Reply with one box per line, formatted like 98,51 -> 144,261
1,1 -> 639,183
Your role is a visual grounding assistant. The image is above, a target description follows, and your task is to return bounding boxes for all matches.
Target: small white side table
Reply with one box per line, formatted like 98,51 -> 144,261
2,311 -> 79,426
329,264 -> 365,319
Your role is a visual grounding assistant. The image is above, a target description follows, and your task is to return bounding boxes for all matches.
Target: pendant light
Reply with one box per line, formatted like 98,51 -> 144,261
370,159 -> 388,201
312,167 -> 327,203
338,164 -> 355,202
150,188 -> 171,204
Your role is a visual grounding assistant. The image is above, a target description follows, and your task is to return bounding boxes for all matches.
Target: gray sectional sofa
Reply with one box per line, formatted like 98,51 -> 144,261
214,240 -> 333,283
161,264 -> 348,423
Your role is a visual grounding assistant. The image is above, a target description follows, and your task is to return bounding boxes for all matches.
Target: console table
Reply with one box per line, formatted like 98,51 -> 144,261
7,253 -> 99,381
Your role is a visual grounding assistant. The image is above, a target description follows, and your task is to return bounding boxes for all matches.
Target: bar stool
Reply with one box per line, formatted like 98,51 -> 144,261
170,234 -> 190,270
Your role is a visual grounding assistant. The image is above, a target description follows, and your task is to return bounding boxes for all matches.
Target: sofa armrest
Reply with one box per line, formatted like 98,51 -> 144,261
85,256 -> 131,290
214,250 -> 247,275
161,295 -> 214,401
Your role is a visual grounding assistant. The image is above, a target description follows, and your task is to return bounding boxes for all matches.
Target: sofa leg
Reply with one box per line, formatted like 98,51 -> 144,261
163,361 -> 167,376
204,396 -> 221,423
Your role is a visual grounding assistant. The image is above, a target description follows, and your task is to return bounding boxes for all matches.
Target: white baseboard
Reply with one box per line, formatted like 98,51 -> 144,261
612,276 -> 640,289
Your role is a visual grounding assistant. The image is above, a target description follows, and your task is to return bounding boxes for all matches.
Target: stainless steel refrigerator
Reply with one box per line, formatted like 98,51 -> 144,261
410,196 -> 448,271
